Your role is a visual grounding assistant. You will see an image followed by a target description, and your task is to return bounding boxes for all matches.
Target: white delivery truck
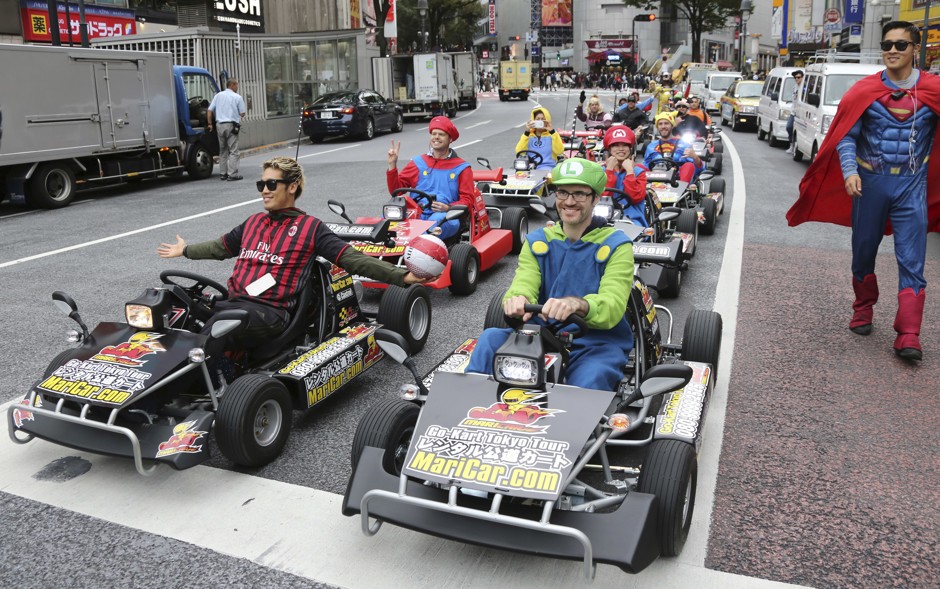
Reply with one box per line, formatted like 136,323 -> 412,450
448,51 -> 479,110
373,53 -> 459,119
0,43 -> 220,209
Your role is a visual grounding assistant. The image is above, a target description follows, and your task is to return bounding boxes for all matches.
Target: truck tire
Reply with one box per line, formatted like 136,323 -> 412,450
186,143 -> 213,179
27,163 -> 76,209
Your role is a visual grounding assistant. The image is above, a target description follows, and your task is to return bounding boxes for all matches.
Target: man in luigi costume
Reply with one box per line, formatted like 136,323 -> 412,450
465,158 -> 636,391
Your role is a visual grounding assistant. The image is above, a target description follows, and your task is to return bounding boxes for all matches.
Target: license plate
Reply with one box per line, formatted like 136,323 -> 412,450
319,112 -> 335,119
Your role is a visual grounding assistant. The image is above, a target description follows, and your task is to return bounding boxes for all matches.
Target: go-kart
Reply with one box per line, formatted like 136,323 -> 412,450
476,152 -> 552,215
343,260 -> 723,577
645,158 -> 725,236
682,128 -> 724,175
326,184 -> 526,298
558,129 -> 604,161
8,261 -> 431,475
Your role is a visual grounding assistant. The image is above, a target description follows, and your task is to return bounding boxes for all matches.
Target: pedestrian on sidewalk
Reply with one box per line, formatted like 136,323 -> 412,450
788,20 -> 940,361
208,78 -> 247,181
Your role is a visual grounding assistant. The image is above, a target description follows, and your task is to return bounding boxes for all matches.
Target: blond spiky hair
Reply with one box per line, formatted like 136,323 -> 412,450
262,156 -> 305,199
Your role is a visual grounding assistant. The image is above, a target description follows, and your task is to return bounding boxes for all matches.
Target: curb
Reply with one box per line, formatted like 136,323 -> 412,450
239,137 -> 307,159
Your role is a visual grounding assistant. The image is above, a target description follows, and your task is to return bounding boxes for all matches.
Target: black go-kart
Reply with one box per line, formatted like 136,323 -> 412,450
644,158 -> 725,236
8,259 -> 431,476
343,249 -> 723,577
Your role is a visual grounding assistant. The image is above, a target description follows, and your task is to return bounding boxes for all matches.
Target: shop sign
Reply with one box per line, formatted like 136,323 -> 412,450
20,0 -> 136,43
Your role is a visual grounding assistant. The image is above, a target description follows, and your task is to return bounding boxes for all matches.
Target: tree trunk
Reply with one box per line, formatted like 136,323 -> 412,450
691,29 -> 701,63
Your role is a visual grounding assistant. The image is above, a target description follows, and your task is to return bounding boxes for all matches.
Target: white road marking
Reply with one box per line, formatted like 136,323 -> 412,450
679,133 -> 747,567
451,139 -> 481,150
0,400 -> 808,589
297,144 -> 361,159
0,200 -> 259,269
464,120 -> 492,129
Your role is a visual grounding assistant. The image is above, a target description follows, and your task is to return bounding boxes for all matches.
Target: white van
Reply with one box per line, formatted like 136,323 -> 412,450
791,53 -> 883,162
704,71 -> 742,113
757,66 -> 803,147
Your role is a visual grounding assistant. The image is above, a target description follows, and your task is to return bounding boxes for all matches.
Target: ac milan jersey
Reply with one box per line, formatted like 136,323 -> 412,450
220,212 -> 347,310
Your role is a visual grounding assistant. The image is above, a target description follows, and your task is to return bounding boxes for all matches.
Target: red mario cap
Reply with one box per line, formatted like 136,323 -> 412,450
603,125 -> 635,150
428,116 -> 459,141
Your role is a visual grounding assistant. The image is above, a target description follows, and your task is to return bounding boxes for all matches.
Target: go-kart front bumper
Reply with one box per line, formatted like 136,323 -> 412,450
343,447 -> 661,577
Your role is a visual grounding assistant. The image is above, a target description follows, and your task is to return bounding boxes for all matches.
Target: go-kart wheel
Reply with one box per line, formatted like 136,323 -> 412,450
712,141 -> 723,153
675,208 -> 699,242
351,398 -> 420,475
500,207 -> 528,255
637,439 -> 697,557
681,309 -> 723,379
160,270 -> 229,301
310,135 -> 325,144
44,349 -> 76,378
515,149 -> 544,169
658,267 -> 682,299
711,153 -> 723,175
378,284 -> 431,352
708,178 -> 726,196
215,374 -> 292,468
700,198 -> 718,236
448,243 -> 480,296
483,289 -> 510,330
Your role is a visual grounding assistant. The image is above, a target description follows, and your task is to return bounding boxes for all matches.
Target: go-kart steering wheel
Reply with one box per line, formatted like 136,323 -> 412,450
160,270 -> 229,302
647,157 -> 682,171
522,303 -> 588,339
391,187 -> 437,211
515,149 -> 544,169
602,186 -> 629,208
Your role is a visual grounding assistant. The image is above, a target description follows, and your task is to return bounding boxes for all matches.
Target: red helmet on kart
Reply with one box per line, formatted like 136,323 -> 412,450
603,125 -> 636,150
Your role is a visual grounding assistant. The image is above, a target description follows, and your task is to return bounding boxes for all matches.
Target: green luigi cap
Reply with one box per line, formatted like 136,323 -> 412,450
549,158 -> 607,197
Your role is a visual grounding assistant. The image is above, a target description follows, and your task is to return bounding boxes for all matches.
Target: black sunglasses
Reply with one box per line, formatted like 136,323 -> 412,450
881,40 -> 914,52
256,178 -> 290,192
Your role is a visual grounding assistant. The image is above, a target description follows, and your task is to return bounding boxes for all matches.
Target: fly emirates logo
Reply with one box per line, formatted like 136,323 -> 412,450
239,241 -> 285,265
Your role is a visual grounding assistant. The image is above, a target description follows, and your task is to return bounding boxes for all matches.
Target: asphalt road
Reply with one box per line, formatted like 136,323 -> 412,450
0,89 -> 936,588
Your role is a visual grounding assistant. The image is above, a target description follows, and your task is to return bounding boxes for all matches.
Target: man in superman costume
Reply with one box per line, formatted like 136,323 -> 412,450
787,21 -> 940,361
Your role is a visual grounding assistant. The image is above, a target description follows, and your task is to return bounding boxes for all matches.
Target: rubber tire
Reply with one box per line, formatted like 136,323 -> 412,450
731,114 -> 739,132
469,97 -> 478,109
720,111 -> 728,126
215,374 -> 292,468
393,113 -> 404,133
499,95 -> 508,102
659,267 -> 682,298
709,178 -> 725,195
681,308 -> 723,378
637,439 -> 697,557
448,103 -> 458,118
757,121 -> 767,140
483,289 -> 510,330
501,207 -> 528,255
351,398 -> 420,475
792,145 -> 804,162
768,125 -> 784,147
712,141 -> 723,153
675,208 -> 698,237
700,198 -> 717,235
362,118 -> 375,140
310,135 -> 325,144
378,284 -> 431,352
185,143 -> 213,180
448,243 -> 480,296
27,163 -> 76,209
810,143 -> 818,164
711,153 -> 723,175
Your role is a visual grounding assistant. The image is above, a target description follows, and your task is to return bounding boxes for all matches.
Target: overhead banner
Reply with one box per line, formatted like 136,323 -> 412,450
584,39 -> 634,51
844,0 -> 863,24
542,0 -> 572,27
384,0 -> 397,38
20,0 -> 136,43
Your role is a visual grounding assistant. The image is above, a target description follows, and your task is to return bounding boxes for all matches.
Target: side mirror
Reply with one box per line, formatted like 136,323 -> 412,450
477,157 -> 491,170
52,291 -> 79,316
637,363 -> 693,399
445,205 -> 468,221
658,209 -> 680,223
327,199 -> 353,224
210,319 -> 243,339
698,170 -> 715,181
374,329 -> 412,364
528,198 -> 547,215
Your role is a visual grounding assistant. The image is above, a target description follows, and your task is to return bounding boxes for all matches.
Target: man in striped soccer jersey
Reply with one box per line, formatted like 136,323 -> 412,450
157,156 -> 430,351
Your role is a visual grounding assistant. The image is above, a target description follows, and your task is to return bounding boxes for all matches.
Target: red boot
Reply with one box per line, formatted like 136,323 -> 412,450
850,274 -> 878,335
893,288 -> 925,361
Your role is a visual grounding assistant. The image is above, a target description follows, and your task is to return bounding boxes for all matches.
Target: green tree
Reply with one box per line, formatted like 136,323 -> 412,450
395,0 -> 485,53
621,0 -> 740,63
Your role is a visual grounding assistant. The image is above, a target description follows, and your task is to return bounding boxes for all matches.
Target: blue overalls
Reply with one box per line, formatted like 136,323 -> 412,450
465,227 -> 634,391
612,166 -> 649,227
413,156 -> 470,240
526,133 -> 557,170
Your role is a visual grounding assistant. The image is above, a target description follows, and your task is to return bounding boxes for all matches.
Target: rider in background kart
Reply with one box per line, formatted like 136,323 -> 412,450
673,99 -> 709,138
465,158 -> 636,392
686,96 -> 713,126
514,106 -> 564,171
644,112 -> 703,183
611,94 -> 650,130
603,125 -> 649,227
576,91 -> 613,130
157,156 -> 430,352
386,116 -> 475,240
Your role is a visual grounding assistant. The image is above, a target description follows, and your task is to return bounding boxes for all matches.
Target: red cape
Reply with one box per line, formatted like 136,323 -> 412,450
786,71 -> 940,234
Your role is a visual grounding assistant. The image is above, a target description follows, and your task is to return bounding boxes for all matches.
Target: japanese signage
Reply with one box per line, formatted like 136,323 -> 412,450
20,1 -> 136,43
844,0 -> 863,24
488,0 -> 496,35
213,0 -> 264,31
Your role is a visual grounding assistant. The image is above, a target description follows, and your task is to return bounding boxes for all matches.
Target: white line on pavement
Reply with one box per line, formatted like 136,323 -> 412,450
464,120 -> 491,129
0,200 -> 259,270
451,139 -> 481,150
297,143 -> 361,159
679,133 -> 747,567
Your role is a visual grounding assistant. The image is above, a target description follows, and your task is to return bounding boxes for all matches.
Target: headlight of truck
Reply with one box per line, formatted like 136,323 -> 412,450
821,115 -> 834,135
740,106 -> 757,114
125,304 -> 154,329
383,205 -> 405,220
494,355 -> 539,386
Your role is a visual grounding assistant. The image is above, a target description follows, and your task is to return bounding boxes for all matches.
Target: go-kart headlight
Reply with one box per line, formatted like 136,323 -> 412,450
514,158 -> 528,171
188,348 -> 206,363
494,355 -> 539,386
593,204 -> 612,220
383,205 -> 405,221
399,383 -> 420,400
125,304 -> 154,329
66,329 -> 82,343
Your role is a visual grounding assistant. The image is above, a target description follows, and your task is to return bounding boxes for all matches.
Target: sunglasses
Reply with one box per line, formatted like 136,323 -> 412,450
881,40 -> 914,52
256,178 -> 290,192
555,189 -> 593,202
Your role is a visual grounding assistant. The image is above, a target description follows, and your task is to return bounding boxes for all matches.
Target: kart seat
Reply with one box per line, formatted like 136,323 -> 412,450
250,271 -> 320,364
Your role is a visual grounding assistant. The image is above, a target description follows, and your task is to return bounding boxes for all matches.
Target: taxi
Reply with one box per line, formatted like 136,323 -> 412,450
719,79 -> 765,131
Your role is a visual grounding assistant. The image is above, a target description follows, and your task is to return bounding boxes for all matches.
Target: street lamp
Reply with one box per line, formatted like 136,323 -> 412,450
418,0 -> 429,52
739,0 -> 753,72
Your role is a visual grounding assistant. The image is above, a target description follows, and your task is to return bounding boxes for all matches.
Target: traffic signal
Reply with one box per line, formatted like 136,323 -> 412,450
509,35 -> 521,41
634,14 -> 656,21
